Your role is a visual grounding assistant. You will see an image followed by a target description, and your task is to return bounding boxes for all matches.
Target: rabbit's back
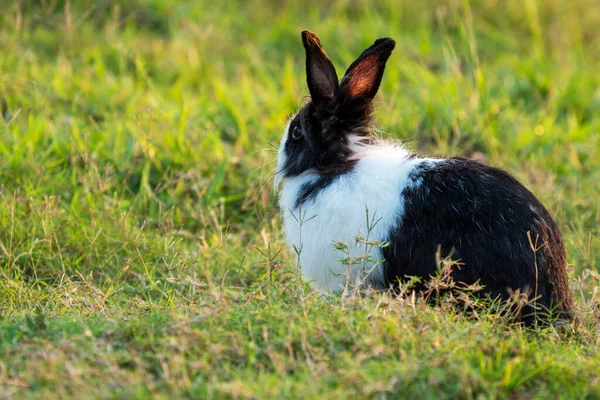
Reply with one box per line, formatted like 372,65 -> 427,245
383,158 -> 574,320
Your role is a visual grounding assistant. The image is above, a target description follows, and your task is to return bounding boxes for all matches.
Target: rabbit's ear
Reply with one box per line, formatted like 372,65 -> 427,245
302,30 -> 339,105
340,38 -> 395,100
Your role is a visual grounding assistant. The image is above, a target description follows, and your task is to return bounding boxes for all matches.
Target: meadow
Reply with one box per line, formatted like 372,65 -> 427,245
1,0 -> 599,398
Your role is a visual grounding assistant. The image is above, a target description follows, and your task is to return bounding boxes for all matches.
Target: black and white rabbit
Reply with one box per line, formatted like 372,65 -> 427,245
275,30 -> 574,323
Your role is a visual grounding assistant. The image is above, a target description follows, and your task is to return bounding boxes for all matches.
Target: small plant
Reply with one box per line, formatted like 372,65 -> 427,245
329,206 -> 391,298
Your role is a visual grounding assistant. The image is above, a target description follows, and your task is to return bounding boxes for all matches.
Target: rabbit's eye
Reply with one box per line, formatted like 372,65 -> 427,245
291,125 -> 303,140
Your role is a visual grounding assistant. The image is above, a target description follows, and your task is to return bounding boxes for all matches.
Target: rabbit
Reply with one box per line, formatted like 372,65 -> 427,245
275,30 -> 574,324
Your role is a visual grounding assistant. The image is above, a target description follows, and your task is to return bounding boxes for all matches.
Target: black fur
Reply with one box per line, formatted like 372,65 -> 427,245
382,158 -> 574,323
281,108 -> 361,179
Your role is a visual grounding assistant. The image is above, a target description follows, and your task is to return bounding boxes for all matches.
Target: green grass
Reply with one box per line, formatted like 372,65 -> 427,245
1,0 -> 600,398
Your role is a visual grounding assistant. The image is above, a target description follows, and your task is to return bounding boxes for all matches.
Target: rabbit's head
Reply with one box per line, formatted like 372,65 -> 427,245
276,30 -> 395,184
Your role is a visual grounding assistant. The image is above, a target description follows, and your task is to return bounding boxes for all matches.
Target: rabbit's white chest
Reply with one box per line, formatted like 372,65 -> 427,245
279,146 -> 430,292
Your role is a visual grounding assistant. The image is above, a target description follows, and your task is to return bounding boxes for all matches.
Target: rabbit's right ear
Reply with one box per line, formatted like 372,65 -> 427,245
340,37 -> 395,101
302,30 -> 339,105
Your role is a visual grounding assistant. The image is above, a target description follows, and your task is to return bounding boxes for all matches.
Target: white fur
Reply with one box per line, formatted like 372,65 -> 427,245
276,131 -> 439,292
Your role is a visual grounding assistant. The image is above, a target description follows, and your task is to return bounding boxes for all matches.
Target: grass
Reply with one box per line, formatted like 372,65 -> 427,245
1,0 -> 599,398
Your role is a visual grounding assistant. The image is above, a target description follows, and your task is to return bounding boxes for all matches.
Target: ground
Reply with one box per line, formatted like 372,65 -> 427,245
1,0 -> 599,398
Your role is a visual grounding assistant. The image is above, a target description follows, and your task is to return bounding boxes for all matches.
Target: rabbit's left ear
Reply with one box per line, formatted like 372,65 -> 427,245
340,38 -> 396,100
302,30 -> 339,105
